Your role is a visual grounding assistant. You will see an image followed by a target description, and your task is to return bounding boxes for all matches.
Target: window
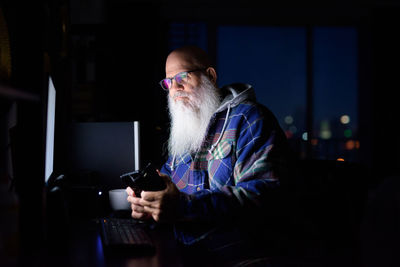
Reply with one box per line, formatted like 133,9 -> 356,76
217,26 -> 307,157
312,27 -> 358,161
168,23 -> 208,52
217,25 -> 358,161
168,23 -> 359,162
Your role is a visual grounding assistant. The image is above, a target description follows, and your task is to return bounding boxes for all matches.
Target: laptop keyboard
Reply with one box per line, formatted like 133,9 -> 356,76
100,218 -> 154,250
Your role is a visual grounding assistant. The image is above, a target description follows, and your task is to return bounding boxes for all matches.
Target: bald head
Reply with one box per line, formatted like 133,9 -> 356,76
167,46 -> 212,71
165,46 -> 217,86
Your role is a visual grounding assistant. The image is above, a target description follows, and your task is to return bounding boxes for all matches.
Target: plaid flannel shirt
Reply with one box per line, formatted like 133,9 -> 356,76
160,84 -> 288,245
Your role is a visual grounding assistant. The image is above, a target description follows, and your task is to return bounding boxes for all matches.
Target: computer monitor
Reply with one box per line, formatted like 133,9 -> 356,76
66,121 -> 141,190
44,76 -> 56,184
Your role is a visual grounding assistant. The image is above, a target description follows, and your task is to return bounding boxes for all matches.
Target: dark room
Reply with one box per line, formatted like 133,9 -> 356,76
1,1 -> 399,266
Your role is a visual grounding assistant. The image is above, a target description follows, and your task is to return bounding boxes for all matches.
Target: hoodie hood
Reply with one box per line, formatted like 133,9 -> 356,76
216,83 -> 256,113
170,83 -> 256,170
206,83 -> 256,155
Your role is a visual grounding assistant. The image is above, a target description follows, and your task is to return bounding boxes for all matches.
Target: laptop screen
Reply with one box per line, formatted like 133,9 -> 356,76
66,121 -> 140,189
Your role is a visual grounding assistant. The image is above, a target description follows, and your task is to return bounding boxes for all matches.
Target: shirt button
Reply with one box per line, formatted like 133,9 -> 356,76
197,187 -> 201,191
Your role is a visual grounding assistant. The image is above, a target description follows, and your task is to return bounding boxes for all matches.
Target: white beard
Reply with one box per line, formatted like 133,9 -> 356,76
168,75 -> 221,156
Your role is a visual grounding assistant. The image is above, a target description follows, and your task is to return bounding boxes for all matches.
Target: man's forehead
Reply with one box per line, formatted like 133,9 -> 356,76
165,52 -> 196,76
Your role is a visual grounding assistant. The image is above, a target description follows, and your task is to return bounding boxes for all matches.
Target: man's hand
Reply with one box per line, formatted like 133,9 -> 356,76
128,170 -> 181,223
126,187 -> 152,220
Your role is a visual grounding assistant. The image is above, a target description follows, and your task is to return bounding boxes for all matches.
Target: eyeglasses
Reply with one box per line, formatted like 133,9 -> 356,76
159,69 -> 206,91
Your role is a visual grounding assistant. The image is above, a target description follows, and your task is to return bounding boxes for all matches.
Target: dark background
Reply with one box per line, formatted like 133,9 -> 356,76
2,0 -> 400,176
1,0 -> 400,266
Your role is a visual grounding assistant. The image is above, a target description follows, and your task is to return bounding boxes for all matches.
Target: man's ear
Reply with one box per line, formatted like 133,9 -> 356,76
206,67 -> 217,85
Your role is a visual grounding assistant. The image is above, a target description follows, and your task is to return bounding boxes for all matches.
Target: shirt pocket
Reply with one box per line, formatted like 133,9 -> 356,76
206,141 -> 234,188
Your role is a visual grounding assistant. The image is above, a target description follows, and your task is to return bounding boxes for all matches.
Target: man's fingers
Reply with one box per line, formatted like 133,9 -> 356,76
139,198 -> 161,209
126,188 -> 154,221
131,203 -> 146,213
141,191 -> 162,202
128,193 -> 161,209
131,210 -> 149,220
142,206 -> 163,222
143,205 -> 159,215
127,195 -> 142,205
126,186 -> 135,197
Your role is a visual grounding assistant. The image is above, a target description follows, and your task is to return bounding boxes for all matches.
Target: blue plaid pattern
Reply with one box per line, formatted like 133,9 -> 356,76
160,101 -> 288,245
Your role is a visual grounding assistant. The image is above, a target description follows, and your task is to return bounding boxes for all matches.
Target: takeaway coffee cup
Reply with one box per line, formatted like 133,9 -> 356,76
109,189 -> 130,211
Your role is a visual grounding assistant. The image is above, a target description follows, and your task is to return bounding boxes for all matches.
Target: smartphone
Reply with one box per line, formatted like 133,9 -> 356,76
120,163 -> 166,196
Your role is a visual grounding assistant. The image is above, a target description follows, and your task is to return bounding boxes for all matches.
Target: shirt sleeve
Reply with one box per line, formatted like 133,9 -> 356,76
160,158 -> 172,177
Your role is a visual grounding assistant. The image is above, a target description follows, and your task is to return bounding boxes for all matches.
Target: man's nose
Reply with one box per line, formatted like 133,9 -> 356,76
171,80 -> 184,91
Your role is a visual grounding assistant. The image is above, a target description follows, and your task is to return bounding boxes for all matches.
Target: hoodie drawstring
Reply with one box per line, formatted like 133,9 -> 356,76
170,154 -> 176,171
208,103 -> 231,155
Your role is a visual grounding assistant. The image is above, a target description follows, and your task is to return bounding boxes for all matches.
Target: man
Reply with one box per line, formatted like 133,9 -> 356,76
127,46 -> 290,262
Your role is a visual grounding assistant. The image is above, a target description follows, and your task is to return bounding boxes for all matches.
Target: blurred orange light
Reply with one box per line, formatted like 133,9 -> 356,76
311,139 -> 318,146
285,130 -> 293,139
337,158 -> 345,161
355,140 -> 360,149
345,140 -> 355,150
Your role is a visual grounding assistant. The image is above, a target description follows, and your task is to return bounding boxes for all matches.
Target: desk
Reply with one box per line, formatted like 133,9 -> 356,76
42,217 -> 282,267
43,217 -> 186,267
41,207 -> 366,267
39,215 -> 365,267
41,186 -> 278,267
